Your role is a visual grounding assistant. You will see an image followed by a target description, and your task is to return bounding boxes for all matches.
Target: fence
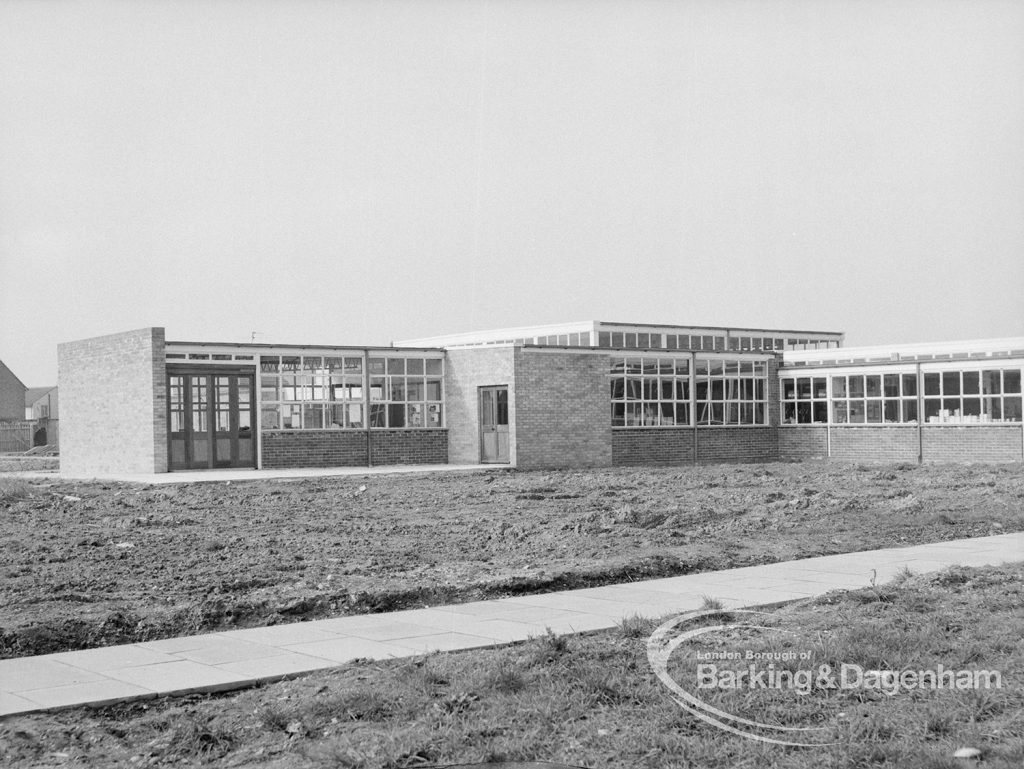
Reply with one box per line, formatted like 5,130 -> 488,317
0,419 -> 58,453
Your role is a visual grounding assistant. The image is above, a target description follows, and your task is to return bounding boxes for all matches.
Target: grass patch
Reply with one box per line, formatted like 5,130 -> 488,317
5,562 -> 1020,767
0,477 -> 31,504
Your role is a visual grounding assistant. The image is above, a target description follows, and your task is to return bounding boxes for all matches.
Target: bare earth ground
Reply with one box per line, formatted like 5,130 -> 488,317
1,564 -> 1021,768
0,461 -> 1022,658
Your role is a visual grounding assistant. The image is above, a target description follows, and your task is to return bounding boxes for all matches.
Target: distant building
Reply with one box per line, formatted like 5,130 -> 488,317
25,386 -> 59,448
56,323 -> 1023,475
25,386 -> 58,421
0,360 -> 27,422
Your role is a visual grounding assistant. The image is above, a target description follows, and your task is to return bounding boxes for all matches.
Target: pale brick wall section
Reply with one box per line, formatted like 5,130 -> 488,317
58,328 -> 167,475
514,349 -> 611,469
445,347 -> 517,465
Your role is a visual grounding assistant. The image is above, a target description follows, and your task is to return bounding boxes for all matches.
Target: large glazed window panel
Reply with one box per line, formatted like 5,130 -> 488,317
697,358 -> 768,426
923,367 -> 1022,423
609,356 -> 695,427
259,353 -> 444,430
827,371 -> 917,424
816,366 -> 1024,426
781,376 -> 828,424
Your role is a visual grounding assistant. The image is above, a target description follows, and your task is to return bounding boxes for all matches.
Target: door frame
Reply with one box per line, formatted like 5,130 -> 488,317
167,366 -> 256,471
478,384 -> 510,464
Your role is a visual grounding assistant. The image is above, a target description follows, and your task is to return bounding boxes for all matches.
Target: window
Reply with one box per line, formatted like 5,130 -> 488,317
781,376 -> 828,423
259,354 -> 444,430
796,366 -> 1022,425
367,356 -> 444,429
695,358 -> 768,425
830,372 -> 917,424
610,357 -> 691,427
922,368 -> 1021,424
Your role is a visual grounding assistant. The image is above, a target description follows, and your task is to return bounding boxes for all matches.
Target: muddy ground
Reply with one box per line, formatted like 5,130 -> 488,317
1,461 -> 1021,658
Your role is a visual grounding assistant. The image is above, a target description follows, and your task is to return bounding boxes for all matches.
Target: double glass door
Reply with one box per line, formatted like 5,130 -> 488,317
168,370 -> 254,470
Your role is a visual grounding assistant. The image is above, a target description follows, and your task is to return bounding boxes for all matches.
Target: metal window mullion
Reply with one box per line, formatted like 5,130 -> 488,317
363,349 -> 372,465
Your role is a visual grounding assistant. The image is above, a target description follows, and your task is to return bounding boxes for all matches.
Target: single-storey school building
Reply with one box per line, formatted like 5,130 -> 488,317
56,321 -> 1023,475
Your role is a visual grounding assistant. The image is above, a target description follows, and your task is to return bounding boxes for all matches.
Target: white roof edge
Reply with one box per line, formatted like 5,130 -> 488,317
396,321 -> 597,347
783,337 -> 1024,362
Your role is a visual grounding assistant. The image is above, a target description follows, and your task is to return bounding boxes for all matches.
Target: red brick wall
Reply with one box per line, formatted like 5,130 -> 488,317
778,427 -> 829,460
612,428 -> 694,465
261,431 -> 368,468
778,425 -> 1024,463
829,426 -> 918,462
370,429 -> 449,465
261,430 -> 448,468
514,349 -> 611,469
696,427 -> 778,462
921,426 -> 1023,463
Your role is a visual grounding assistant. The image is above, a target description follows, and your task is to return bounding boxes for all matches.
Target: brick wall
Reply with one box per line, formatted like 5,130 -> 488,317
696,426 -> 778,462
370,430 -> 448,465
830,426 -> 918,462
261,430 -> 448,468
261,431 -> 368,468
445,347 -> 517,465
514,349 -> 611,469
612,428 -> 694,465
58,328 -> 167,475
921,426 -> 1023,463
778,427 -> 829,460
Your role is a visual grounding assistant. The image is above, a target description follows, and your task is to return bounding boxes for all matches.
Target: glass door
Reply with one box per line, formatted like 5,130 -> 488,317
168,370 -> 256,470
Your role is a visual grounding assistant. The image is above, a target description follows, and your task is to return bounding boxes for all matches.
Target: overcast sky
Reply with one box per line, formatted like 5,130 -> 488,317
1,0 -> 1022,385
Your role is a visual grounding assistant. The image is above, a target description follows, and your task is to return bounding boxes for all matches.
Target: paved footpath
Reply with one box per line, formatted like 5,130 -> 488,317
1,533 -> 1020,718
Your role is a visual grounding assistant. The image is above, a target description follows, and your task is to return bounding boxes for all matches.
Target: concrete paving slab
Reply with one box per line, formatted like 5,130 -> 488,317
102,660 -> 252,695
48,645 -> 178,672
0,691 -> 44,716
136,635 -> 228,654
280,637 -> 417,663
566,585 -> 708,603
427,617 -> 551,643
492,605 -> 604,624
497,593 -> 644,618
215,653 -> 338,679
217,624 -> 346,646
384,632 -> 501,655
372,609 -> 472,632
312,618 -> 443,641
16,679 -> 155,710
1,658 -> 107,692
57,464 -> 492,485
172,637 -> 283,666
431,600 -> 536,618
518,614 -> 619,634
765,573 -> 875,589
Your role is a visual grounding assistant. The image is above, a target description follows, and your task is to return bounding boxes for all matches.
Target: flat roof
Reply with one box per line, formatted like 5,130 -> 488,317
597,320 -> 844,336
781,337 -> 1024,367
166,340 -> 443,353
398,320 -> 844,347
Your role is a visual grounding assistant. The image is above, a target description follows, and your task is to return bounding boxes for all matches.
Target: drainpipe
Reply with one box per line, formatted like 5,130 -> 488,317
916,362 -> 924,464
825,370 -> 832,459
690,351 -> 698,464
364,349 -> 373,467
